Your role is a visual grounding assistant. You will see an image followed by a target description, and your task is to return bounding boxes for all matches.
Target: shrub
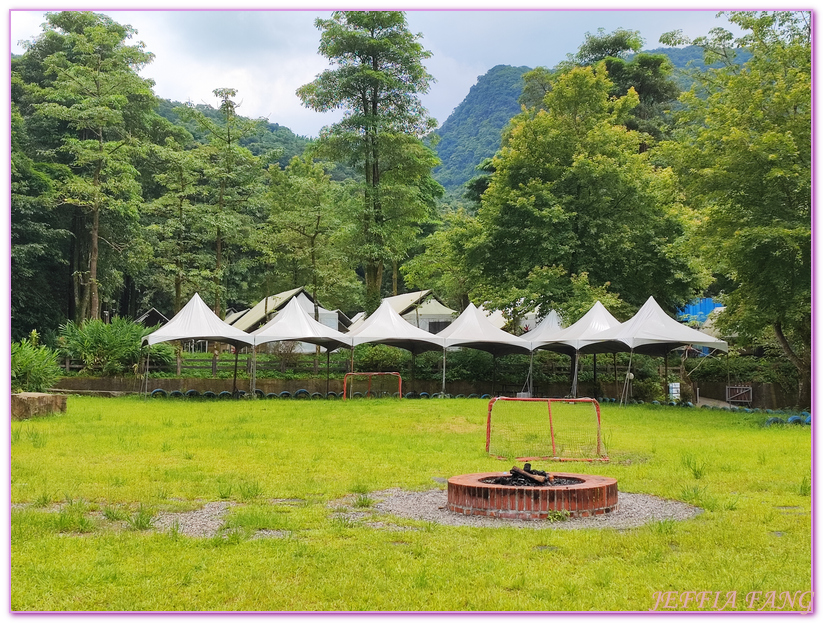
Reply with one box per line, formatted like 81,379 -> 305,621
11,333 -> 61,392
58,318 -> 174,376
353,344 -> 408,372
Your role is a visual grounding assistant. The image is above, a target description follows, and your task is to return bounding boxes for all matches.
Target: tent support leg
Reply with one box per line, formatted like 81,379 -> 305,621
571,351 -> 579,398
232,349 -> 239,396
441,348 -> 446,397
614,353 -> 618,400
492,355 -> 497,397
251,348 -> 257,398
326,350 -> 330,396
528,351 -> 534,397
411,352 -> 416,396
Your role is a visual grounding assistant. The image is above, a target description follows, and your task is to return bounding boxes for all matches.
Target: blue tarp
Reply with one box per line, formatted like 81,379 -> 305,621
677,298 -> 723,324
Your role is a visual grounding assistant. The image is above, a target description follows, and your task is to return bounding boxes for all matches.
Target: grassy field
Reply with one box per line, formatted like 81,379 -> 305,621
11,396 -> 812,612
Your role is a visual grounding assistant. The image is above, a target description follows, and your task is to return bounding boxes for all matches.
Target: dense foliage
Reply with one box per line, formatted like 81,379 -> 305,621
57,317 -> 174,376
9,11 -> 810,403
11,334 -> 62,393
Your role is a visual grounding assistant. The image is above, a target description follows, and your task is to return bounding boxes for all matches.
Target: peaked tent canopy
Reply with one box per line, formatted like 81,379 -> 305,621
231,287 -> 305,332
437,303 -> 530,356
252,297 -> 352,351
142,293 -> 254,349
580,296 -> 728,356
529,301 -> 622,355
521,309 -> 566,353
346,300 -> 444,355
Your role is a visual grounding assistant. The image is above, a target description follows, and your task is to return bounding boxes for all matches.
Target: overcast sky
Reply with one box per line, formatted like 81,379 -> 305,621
9,5 -> 740,138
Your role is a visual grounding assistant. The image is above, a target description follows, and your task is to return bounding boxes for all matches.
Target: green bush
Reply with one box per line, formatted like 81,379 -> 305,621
58,318 -> 174,376
632,378 -> 664,403
353,344 -> 408,372
11,335 -> 61,392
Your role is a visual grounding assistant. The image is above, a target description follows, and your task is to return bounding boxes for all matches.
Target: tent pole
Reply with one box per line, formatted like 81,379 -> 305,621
232,348 -> 239,395
251,347 -> 257,398
326,349 -> 330,396
492,354 -> 497,397
143,350 -> 150,399
411,352 -> 416,395
621,351 -> 633,406
571,351 -> 579,398
441,348 -> 446,397
528,350 -> 534,397
664,349 -> 670,401
613,353 -> 618,400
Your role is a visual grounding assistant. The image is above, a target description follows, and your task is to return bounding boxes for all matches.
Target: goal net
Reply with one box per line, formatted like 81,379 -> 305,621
343,372 -> 403,400
486,397 -> 608,462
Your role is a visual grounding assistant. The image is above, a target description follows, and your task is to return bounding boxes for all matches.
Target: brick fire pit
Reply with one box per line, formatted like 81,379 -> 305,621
447,472 -> 618,520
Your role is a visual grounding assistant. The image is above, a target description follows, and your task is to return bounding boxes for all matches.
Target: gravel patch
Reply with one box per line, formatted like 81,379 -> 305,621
154,501 -> 233,537
369,488 -> 703,530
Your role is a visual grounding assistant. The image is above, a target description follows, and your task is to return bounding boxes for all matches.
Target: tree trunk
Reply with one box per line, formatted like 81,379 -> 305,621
364,260 -> 383,314
214,228 -> 222,317
773,322 -> 811,408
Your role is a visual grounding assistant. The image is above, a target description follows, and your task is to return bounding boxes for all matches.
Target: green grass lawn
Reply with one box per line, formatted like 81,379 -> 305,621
11,396 -> 811,612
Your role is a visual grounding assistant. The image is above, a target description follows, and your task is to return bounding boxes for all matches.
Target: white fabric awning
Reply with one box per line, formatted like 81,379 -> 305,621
437,303 -> 530,356
580,296 -> 728,355
252,297 -> 351,351
142,292 -> 254,348
346,300 -> 444,354
528,301 -> 621,355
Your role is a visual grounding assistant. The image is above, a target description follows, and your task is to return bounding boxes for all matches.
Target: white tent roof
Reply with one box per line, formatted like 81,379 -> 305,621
521,310 -> 564,348
478,305 -> 507,330
252,297 -> 351,351
231,287 -> 306,332
437,302 -> 530,356
402,297 -> 457,324
580,296 -> 728,356
142,292 -> 254,348
348,290 -> 433,331
346,300 -> 444,354
528,301 -> 621,355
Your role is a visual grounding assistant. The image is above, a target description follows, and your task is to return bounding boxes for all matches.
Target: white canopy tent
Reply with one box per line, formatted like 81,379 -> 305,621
141,292 -> 254,395
251,297 -> 353,395
524,301 -> 621,397
437,303 -> 531,396
580,297 -> 728,356
581,296 -> 728,403
346,300 -> 445,395
346,300 -> 445,354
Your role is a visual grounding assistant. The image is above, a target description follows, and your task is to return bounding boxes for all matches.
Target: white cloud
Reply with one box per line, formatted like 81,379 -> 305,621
10,7 -> 742,137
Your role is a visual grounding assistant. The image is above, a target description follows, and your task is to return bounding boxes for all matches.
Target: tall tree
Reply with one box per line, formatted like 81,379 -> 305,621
264,156 -> 361,316
21,11 -> 156,322
177,88 -> 268,316
661,11 -> 811,406
297,11 -> 440,313
476,63 -> 703,319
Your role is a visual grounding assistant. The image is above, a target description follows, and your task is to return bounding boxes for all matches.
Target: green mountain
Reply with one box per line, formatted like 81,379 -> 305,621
432,48 -> 755,193
432,65 -> 531,192
155,98 -> 310,168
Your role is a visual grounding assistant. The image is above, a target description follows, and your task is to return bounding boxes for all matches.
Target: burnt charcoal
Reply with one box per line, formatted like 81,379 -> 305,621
481,474 -> 584,487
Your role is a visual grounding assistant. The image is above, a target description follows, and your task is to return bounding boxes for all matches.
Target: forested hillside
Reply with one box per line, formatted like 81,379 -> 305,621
432,65 -> 530,192
155,99 -> 310,168
432,46 -> 755,194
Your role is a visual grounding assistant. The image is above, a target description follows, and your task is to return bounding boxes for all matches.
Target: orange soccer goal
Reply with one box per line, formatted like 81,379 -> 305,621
486,396 -> 608,462
342,372 -> 402,401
